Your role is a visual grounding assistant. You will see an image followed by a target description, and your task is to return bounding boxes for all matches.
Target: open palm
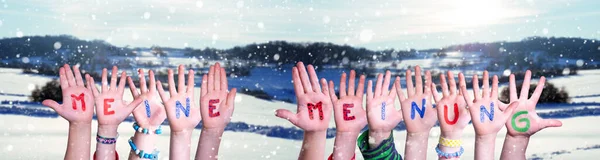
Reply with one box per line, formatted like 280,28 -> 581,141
158,65 -> 202,132
276,62 -> 332,131
432,71 -> 471,133
200,63 -> 237,130
128,69 -> 167,128
328,70 -> 367,132
42,64 -> 94,123
88,66 -> 142,126
396,66 -> 437,133
505,70 -> 562,137
366,71 -> 401,133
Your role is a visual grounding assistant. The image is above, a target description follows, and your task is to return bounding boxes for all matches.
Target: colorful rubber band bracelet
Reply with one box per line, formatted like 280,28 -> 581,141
96,134 -> 118,144
132,122 -> 162,135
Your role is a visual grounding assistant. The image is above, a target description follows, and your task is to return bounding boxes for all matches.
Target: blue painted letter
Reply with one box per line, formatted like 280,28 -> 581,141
175,98 -> 191,118
410,99 -> 426,120
480,102 -> 495,122
144,100 -> 151,118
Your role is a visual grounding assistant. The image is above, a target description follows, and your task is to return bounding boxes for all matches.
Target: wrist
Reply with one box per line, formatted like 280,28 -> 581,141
335,131 -> 360,138
98,124 -> 119,137
70,122 -> 92,129
441,130 -> 464,140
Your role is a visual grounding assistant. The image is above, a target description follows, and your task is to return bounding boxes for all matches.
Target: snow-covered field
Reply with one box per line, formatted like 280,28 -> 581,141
1,67 -> 600,159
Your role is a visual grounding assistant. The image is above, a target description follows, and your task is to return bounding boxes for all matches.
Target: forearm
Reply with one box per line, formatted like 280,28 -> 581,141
332,131 -> 359,160
66,122 -> 92,160
299,130 -> 327,160
195,128 -> 225,160
500,135 -> 529,160
437,131 -> 463,160
475,134 -> 497,160
128,132 -> 159,160
170,130 -> 193,160
96,125 -> 119,160
404,132 -> 429,159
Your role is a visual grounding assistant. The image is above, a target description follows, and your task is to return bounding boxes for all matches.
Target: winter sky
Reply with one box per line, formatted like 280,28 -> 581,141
0,0 -> 599,50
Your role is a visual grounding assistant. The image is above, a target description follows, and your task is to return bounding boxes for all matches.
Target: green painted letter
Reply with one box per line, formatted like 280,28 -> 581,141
511,111 -> 530,132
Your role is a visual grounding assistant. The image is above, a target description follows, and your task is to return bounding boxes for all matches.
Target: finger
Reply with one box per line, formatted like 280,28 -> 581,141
87,74 -> 100,97
187,69 -> 195,94
148,70 -> 157,92
520,70 -> 532,100
74,65 -> 85,87
459,73 -> 473,107
482,71 -> 490,98
367,80 -> 373,101
138,69 -> 148,93
509,74 -> 518,102
541,119 -> 563,129
292,67 -> 305,95
42,99 -> 62,113
275,109 -> 298,125
432,83 -> 441,102
320,78 -> 329,96
389,84 -> 397,100
473,74 -> 481,101
178,65 -> 186,93
447,71 -> 457,95
491,75 -> 499,100
214,63 -> 222,91
374,73 -> 383,96
382,70 -> 392,96
168,69 -> 177,95
220,67 -> 228,91
424,70 -> 432,95
64,64 -> 76,87
297,62 -> 314,92
101,68 -> 108,92
156,80 -> 169,102
117,71 -> 127,94
348,70 -> 356,96
530,76 -> 546,104
340,72 -> 347,97
357,75 -> 366,100
225,88 -> 237,107
208,65 -> 215,91
395,77 -> 406,102
127,76 -> 140,97
328,81 -> 338,102
59,67 -> 69,90
415,66 -> 423,94
201,74 -> 208,96
440,73 -> 449,97
307,65 -> 322,93
406,69 -> 415,97
110,66 -> 118,91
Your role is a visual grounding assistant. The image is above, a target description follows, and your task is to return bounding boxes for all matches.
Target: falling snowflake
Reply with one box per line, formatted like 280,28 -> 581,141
22,57 -> 30,64
273,54 -> 280,61
143,12 -> 151,19
16,31 -> 23,38
196,1 -> 204,8
503,69 -> 511,76
359,29 -> 374,42
53,41 -> 62,50
576,59 -> 584,67
322,16 -> 330,24
257,22 -> 265,29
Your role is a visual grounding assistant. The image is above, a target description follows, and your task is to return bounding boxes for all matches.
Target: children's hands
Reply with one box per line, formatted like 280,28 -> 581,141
396,66 -> 437,133
87,66 -> 142,126
432,71 -> 471,135
505,70 -> 562,137
42,64 -> 94,124
276,62 -> 332,132
158,65 -> 201,132
328,70 -> 367,133
199,63 -> 237,130
128,69 -> 167,128
366,71 -> 402,133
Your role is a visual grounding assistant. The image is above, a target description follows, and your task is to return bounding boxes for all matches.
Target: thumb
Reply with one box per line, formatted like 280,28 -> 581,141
125,98 -> 144,114
42,99 -> 63,115
275,109 -> 298,125
502,101 -> 519,122
541,119 -> 563,129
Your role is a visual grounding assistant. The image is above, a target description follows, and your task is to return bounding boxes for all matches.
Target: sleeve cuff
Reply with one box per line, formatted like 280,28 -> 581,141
357,130 -> 402,160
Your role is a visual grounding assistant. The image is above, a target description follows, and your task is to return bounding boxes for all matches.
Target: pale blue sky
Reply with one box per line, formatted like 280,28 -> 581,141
0,0 -> 598,50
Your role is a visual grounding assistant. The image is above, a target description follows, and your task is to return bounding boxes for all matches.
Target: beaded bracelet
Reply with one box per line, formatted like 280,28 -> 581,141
439,136 -> 462,147
132,122 -> 162,134
128,138 -> 159,160
96,134 -> 118,144
435,144 -> 464,159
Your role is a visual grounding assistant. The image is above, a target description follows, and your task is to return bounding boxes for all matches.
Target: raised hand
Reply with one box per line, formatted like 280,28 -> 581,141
158,65 -> 201,132
199,63 -> 237,129
366,71 -> 401,135
88,66 -> 142,126
127,69 -> 167,129
505,70 -> 562,137
42,64 -> 94,123
459,71 -> 517,136
276,62 -> 332,131
396,66 -> 437,133
432,71 -> 471,137
328,70 -> 367,133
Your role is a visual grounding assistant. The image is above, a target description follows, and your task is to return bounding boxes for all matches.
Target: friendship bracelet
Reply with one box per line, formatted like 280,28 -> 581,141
435,144 -> 464,159
128,138 -> 159,160
96,134 -> 119,144
439,136 -> 462,147
132,122 -> 162,134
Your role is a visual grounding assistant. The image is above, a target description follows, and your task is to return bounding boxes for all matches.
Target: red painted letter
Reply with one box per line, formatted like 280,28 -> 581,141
70,93 -> 86,111
209,99 -> 220,117
307,102 -> 324,120
443,103 -> 459,125
103,99 -> 115,115
343,104 -> 355,121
